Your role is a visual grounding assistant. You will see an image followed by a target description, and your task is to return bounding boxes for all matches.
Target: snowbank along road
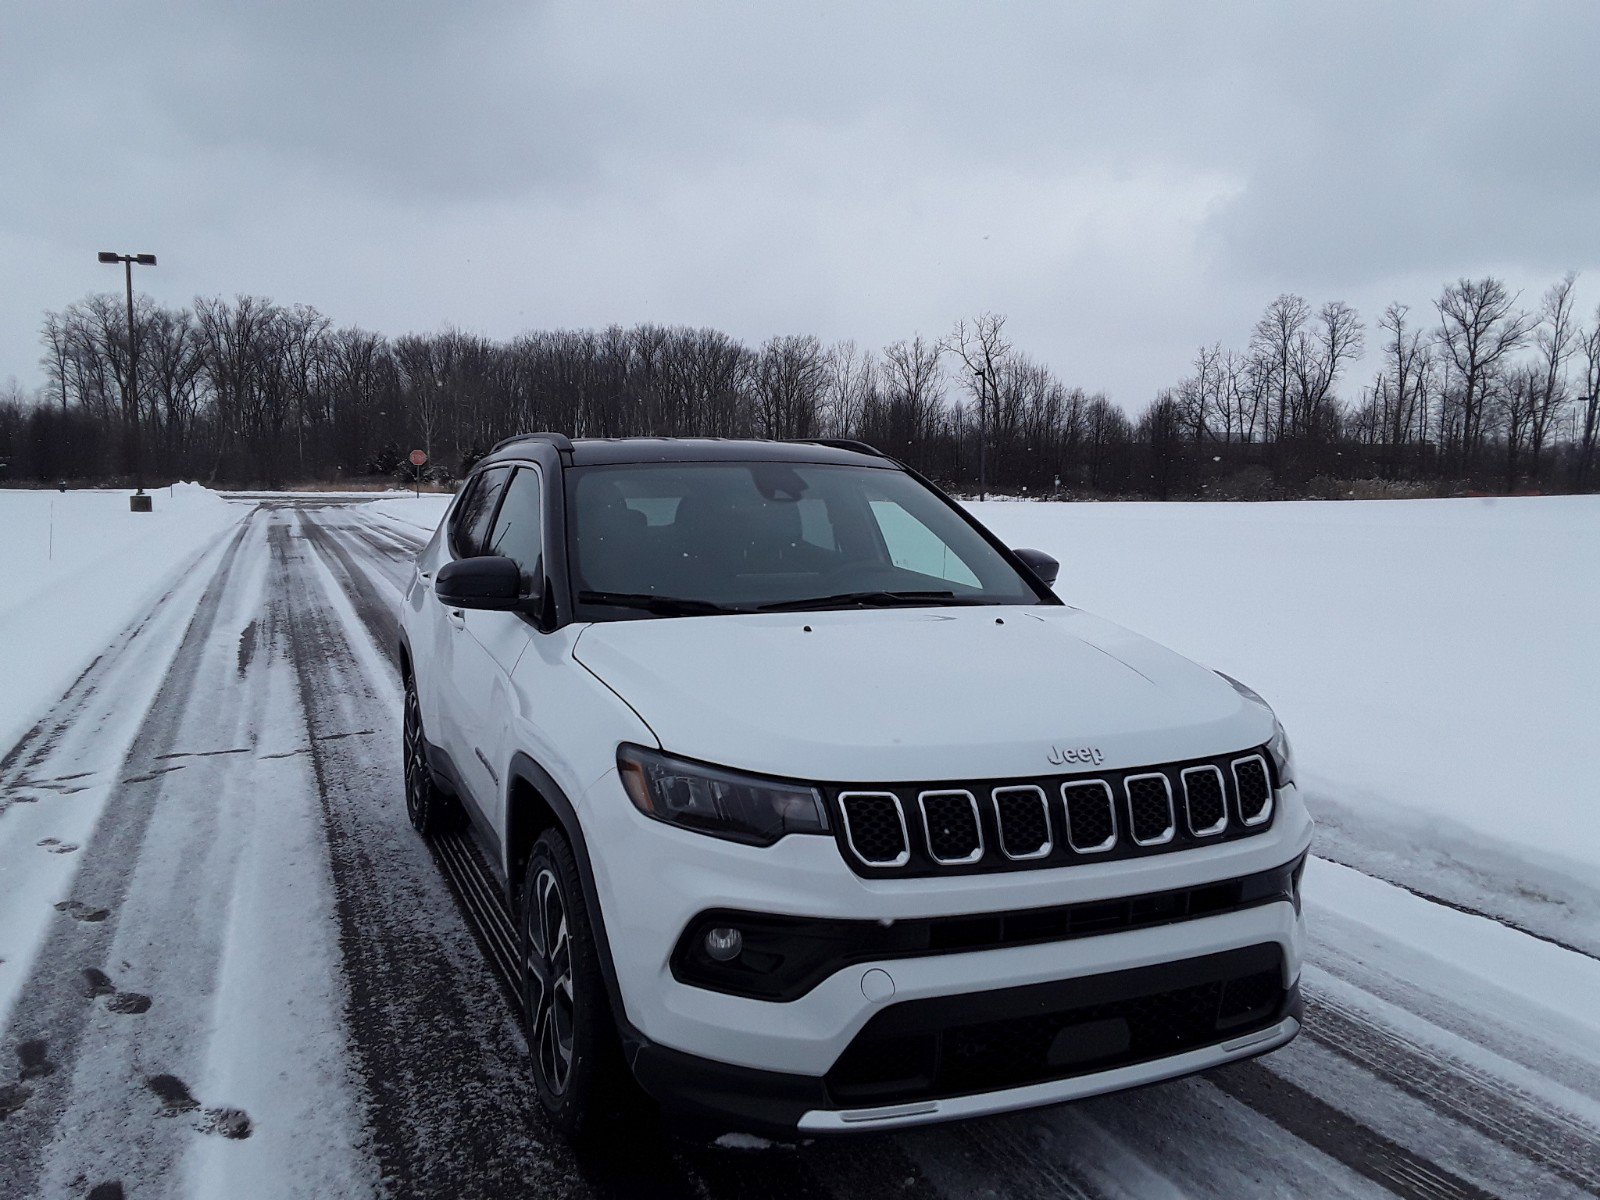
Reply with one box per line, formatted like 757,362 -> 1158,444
0,495 -> 1597,1200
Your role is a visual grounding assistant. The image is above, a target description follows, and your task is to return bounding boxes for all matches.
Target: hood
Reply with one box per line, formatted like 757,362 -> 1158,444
573,606 -> 1272,782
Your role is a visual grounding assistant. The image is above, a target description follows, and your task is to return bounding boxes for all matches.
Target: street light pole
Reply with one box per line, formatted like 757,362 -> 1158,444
98,251 -> 156,507
973,367 -> 989,501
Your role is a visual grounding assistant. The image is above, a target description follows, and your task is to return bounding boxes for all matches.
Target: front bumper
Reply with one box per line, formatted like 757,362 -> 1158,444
579,771 -> 1311,1129
630,962 -> 1304,1138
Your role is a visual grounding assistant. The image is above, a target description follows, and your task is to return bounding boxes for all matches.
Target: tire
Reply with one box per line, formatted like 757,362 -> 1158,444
521,827 -> 627,1141
402,674 -> 458,835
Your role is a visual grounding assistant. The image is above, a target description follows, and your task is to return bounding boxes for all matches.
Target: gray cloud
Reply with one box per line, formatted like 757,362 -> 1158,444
4,1 -> 1597,408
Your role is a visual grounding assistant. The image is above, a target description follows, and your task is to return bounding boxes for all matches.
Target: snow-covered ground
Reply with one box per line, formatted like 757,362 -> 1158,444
0,486 -> 245,761
2,491 -> 1596,1199
363,494 -> 450,534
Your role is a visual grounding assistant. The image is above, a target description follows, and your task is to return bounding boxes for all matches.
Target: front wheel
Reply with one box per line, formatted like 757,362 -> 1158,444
521,828 -> 626,1140
402,675 -> 458,835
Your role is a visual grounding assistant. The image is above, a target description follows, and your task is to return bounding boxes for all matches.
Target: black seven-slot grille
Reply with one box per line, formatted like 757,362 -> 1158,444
833,748 -> 1277,877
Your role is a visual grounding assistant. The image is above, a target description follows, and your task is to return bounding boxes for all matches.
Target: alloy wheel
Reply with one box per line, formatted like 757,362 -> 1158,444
403,684 -> 429,825
526,867 -> 576,1095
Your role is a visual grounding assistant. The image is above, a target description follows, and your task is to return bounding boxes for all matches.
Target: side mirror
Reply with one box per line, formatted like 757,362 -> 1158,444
1012,547 -> 1059,588
435,556 -> 536,612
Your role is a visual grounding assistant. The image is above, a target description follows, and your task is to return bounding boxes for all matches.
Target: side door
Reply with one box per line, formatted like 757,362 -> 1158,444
450,463 -> 545,838
414,474 -> 481,760
435,464 -> 513,802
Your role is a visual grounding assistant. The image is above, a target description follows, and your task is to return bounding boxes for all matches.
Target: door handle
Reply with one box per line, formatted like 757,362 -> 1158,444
446,608 -> 466,629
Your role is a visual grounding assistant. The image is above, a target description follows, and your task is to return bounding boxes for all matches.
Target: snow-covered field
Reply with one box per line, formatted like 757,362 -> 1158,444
0,486 -> 245,760
1,489 -> 1596,1200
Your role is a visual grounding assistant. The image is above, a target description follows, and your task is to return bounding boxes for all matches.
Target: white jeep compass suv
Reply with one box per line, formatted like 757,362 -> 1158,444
398,434 -> 1307,1139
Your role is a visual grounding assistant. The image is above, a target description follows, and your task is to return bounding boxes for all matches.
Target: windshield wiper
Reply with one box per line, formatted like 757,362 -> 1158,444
756,590 -> 983,612
578,590 -> 742,616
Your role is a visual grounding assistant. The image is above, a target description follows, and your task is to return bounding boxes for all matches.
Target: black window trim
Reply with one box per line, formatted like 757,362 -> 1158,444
449,454 -> 566,631
449,463 -> 514,561
559,459 -> 1059,623
484,462 -> 547,576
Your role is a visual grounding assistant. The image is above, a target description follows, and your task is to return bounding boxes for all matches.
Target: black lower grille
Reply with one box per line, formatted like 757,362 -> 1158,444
827,945 -> 1289,1106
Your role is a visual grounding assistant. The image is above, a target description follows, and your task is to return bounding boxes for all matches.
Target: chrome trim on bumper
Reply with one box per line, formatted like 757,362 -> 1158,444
797,1014 -> 1301,1132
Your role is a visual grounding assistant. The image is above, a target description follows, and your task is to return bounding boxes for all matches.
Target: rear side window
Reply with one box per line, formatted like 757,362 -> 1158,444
485,467 -> 543,590
450,466 -> 511,558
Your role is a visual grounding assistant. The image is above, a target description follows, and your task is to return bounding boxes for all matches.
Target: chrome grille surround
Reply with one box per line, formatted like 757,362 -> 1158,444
918,790 -> 985,865
825,746 -> 1278,877
1180,765 -> 1230,837
991,785 -> 1053,860
1060,780 -> 1118,854
1124,772 -> 1177,847
1233,755 -> 1274,826
839,791 -> 911,867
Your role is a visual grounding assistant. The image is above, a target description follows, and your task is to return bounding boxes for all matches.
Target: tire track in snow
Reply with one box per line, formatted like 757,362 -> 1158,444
1302,993 -> 1600,1196
0,521 -> 256,1198
0,517 -> 244,810
273,514 -> 607,1199
1209,1061 -> 1500,1200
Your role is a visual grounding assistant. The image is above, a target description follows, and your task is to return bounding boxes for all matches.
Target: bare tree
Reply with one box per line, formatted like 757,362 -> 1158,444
752,334 -> 827,440
821,340 -> 875,438
40,311 -> 72,412
1576,305 -> 1600,487
1378,302 -> 1431,469
1287,300 -> 1363,439
1250,294 -> 1311,440
1435,277 -> 1534,463
1529,272 -> 1579,475
1494,364 -> 1543,490
872,335 -> 944,468
942,313 -> 1010,496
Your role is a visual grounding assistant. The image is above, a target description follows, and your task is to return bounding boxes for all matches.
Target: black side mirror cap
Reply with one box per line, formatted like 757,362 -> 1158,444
1012,547 -> 1059,588
435,556 -> 534,611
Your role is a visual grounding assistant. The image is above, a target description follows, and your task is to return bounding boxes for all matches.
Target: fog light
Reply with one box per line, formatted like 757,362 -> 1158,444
704,927 -> 742,962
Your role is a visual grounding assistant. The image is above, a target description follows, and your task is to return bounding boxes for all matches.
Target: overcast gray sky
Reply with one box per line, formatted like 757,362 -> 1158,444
4,1 -> 1598,409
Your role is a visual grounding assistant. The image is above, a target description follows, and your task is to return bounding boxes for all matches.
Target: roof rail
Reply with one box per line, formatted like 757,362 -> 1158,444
490,431 -> 575,455
783,438 -> 884,458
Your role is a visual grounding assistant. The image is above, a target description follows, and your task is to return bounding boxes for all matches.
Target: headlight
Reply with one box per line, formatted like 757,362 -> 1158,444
1266,721 -> 1296,788
1218,672 -> 1295,787
617,744 -> 830,846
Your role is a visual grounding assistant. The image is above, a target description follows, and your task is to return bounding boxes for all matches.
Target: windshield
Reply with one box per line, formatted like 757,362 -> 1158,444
567,461 -> 1046,618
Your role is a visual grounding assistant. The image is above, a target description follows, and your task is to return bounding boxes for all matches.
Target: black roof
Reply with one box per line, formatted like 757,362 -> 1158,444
482,436 -> 895,470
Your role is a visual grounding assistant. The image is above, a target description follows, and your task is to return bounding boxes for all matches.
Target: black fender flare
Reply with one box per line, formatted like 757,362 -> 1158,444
505,751 -> 641,1055
396,624 -> 415,679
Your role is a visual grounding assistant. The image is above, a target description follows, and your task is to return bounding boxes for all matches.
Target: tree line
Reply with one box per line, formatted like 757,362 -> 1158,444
2,273 -> 1596,497
1151,274 -> 1598,496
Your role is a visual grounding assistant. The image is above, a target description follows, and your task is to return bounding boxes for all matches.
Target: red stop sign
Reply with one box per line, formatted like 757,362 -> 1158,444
409,449 -> 428,467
